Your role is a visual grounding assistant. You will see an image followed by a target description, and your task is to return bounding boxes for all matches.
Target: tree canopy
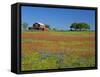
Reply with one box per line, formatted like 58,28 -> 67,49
45,24 -> 51,29
21,22 -> 28,31
70,23 -> 90,31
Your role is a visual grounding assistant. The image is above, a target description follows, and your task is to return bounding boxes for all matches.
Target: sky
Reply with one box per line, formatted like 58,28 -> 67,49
21,6 -> 95,30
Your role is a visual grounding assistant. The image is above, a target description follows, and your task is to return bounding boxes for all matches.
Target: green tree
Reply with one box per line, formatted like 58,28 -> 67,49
22,22 -> 28,31
45,24 -> 51,29
70,23 -> 90,31
70,23 -> 77,31
53,28 -> 56,31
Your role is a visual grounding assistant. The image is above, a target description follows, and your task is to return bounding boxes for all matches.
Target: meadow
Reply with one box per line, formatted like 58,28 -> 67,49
21,31 -> 95,71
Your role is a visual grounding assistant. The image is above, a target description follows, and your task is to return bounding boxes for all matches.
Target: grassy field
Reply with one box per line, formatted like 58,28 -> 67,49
21,31 -> 95,71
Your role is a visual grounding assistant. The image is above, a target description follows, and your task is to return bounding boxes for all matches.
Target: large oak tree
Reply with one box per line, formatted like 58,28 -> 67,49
70,23 -> 90,31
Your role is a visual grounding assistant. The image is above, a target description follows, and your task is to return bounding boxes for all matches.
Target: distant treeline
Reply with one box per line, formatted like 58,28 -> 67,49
21,22 -> 91,31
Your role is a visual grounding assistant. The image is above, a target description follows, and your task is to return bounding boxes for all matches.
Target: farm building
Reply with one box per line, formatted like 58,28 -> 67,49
28,22 -> 48,31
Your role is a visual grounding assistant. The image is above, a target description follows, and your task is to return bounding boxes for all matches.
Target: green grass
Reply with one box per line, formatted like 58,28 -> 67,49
21,51 -> 95,71
23,30 -> 94,34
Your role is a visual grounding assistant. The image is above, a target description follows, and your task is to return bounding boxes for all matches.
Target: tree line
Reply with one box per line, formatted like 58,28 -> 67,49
22,22 -> 90,31
70,23 -> 90,31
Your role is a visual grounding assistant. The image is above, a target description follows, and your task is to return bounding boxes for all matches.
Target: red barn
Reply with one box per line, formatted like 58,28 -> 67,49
28,22 -> 48,31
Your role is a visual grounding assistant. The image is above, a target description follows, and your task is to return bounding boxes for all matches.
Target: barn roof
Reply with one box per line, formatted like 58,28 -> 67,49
36,22 -> 45,26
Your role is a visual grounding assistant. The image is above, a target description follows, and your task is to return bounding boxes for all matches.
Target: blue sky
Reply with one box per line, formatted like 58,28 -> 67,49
21,6 -> 95,30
